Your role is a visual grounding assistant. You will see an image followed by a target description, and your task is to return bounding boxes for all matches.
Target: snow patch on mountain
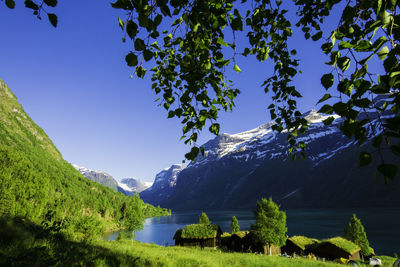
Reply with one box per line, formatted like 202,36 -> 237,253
117,181 -> 134,192
72,164 -> 109,176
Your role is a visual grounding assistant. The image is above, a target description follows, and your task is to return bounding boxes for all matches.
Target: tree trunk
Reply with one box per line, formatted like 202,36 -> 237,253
269,244 -> 272,256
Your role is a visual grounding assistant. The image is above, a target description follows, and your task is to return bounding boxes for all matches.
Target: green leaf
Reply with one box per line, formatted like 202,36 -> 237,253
378,46 -> 389,60
143,50 -> 153,61
217,37 -> 228,47
118,17 -> 124,31
5,0 -> 15,9
47,13 -> 57,27
311,31 -> 323,41
134,38 -> 146,51
354,40 -> 372,52
323,116 -> 335,126
185,146 -> 200,161
318,104 -> 333,114
233,64 -> 241,73
125,52 -> 138,67
317,93 -> 332,104
359,151 -> 372,167
43,0 -> 57,7
376,0 -> 382,14
154,14 -> 162,26
25,0 -> 39,10
380,11 -> 392,27
209,123 -> 220,135
321,42 -> 333,54
337,57 -> 351,72
167,110 -> 175,118
330,31 -> 336,45
126,20 -> 138,40
321,74 -> 334,90
231,18 -> 243,31
377,164 -> 398,179
338,41 -> 353,50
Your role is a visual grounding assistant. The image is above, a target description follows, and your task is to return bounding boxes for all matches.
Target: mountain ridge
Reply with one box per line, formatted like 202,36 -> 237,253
140,108 -> 400,210
73,164 -> 151,194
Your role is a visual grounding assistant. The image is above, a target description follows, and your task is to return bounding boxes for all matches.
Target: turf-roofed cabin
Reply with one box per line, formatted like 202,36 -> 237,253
282,236 -> 318,256
311,237 -> 360,260
174,224 -> 222,248
221,231 -> 280,254
221,231 -> 250,252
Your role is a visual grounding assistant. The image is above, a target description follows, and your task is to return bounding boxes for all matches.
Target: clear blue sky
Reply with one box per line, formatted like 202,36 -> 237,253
0,0 -> 341,182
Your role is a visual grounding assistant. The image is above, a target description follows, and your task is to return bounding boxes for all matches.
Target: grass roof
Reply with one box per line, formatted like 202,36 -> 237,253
322,237 -> 360,254
221,232 -> 232,238
233,231 -> 249,238
181,224 -> 218,239
289,236 -> 318,250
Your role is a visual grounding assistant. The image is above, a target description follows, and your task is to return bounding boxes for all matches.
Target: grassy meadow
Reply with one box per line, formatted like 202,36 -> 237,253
2,217 -> 397,267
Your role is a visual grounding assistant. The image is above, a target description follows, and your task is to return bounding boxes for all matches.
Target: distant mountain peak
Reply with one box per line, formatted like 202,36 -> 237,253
303,109 -> 340,124
118,177 -> 151,194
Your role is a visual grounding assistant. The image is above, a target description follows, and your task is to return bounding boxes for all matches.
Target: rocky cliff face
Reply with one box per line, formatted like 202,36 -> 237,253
141,109 -> 400,210
73,165 -> 119,191
140,164 -> 185,206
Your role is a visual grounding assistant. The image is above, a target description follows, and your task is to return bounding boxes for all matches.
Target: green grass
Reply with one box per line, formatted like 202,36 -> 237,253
221,232 -> 232,238
289,236 -> 318,250
99,239 -> 344,267
181,224 -> 218,239
1,217 -> 346,267
322,237 -> 360,254
373,255 -> 397,267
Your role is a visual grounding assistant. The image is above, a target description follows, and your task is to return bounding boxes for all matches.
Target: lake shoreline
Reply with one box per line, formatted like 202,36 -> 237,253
104,208 -> 400,256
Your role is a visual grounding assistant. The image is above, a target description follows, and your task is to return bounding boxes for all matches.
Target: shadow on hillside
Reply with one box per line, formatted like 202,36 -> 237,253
0,216 -> 143,266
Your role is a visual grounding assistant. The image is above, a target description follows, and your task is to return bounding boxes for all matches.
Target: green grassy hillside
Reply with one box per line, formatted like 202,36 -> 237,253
0,78 -> 169,240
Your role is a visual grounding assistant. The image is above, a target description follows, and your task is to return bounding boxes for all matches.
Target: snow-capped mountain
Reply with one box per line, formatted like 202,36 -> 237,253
117,178 -> 152,195
140,109 -> 400,210
73,165 -> 150,195
73,164 -> 119,191
140,164 -> 185,206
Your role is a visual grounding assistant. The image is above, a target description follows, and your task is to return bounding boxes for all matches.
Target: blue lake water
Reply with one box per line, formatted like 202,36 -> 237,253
103,208 -> 400,256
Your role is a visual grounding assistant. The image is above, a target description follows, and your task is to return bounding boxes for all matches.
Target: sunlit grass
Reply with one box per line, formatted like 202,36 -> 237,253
98,239 -> 344,267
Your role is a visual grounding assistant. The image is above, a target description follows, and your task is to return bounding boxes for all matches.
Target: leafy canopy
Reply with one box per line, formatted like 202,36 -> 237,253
198,212 -> 211,225
251,197 -> 287,248
344,214 -> 372,256
4,0 -> 400,179
110,0 -> 400,181
230,216 -> 240,234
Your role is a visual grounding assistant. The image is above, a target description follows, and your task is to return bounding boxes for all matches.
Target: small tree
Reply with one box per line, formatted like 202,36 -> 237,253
198,212 -> 210,225
344,214 -> 371,258
122,194 -> 145,240
251,197 -> 287,255
231,216 -> 240,234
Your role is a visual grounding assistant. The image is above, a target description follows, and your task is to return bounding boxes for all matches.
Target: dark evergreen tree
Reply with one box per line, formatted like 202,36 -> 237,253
251,198 -> 287,255
198,212 -> 210,225
230,216 -> 240,234
344,214 -> 372,258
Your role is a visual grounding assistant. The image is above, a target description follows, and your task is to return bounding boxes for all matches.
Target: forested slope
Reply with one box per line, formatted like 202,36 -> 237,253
0,78 -> 169,240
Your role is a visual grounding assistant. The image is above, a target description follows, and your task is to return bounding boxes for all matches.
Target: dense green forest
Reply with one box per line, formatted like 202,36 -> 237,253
0,78 -> 169,242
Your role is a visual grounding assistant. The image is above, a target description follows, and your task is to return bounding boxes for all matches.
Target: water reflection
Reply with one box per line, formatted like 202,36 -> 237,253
103,208 -> 400,256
